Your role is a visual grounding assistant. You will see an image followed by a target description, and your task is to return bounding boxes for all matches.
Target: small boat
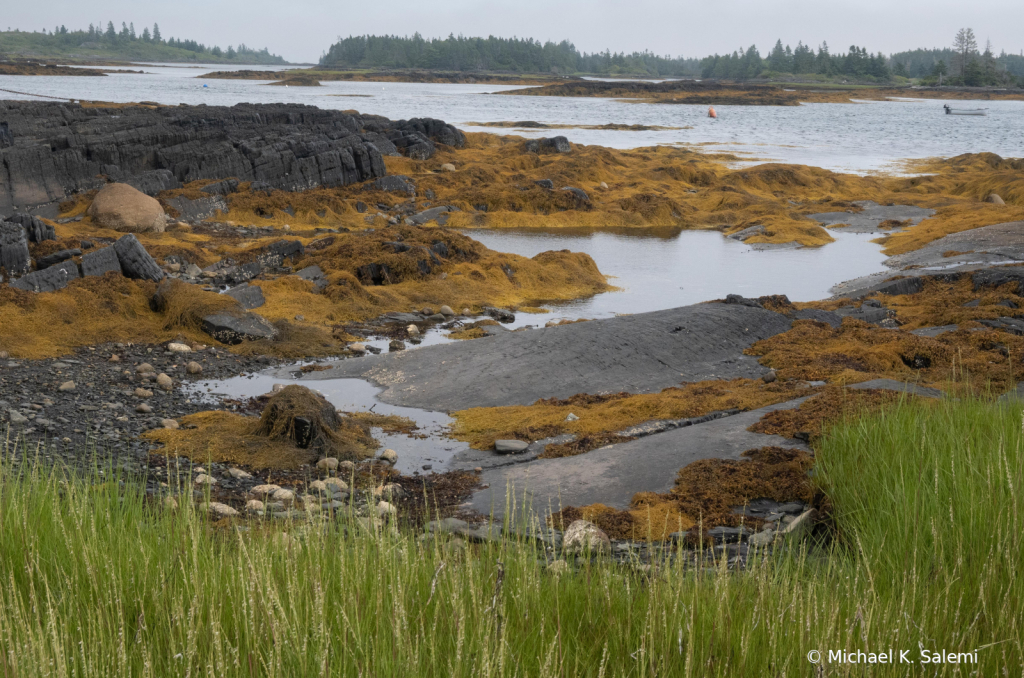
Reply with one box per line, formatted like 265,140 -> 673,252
943,105 -> 987,116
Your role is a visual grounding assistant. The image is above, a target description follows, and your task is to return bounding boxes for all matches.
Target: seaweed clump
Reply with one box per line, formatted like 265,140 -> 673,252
144,386 -> 377,469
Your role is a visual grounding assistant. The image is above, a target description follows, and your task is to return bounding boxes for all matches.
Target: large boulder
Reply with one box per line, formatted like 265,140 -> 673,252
6,214 -> 55,243
87,183 -> 167,233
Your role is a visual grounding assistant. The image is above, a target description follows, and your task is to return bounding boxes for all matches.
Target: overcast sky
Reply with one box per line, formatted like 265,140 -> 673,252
6,0 -> 1023,64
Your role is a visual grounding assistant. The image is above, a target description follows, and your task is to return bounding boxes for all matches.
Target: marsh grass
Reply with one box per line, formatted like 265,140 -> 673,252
0,394 -> 1021,675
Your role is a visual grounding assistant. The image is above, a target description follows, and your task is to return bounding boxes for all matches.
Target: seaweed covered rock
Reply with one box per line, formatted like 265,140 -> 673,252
87,183 -> 168,233
201,312 -> 278,344
254,385 -> 373,460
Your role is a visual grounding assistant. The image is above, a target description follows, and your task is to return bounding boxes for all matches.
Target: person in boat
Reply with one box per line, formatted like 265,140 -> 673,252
943,104 -> 951,114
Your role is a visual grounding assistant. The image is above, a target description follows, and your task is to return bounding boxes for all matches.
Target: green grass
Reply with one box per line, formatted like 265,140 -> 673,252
0,395 -> 1021,676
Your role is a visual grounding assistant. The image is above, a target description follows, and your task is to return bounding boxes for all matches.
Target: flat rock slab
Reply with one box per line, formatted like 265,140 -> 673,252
224,283 -> 266,310
294,302 -> 794,410
467,399 -> 811,519
80,246 -> 123,277
849,378 -> 944,399
809,201 -> 935,233
910,325 -> 959,338
832,223 -> 1024,299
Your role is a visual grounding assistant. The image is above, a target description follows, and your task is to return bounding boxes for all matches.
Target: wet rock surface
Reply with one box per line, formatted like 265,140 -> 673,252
303,302 -> 794,410
809,200 -> 935,233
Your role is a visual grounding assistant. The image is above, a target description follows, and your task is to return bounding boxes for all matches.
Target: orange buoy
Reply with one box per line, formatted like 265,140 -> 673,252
708,106 -> 717,119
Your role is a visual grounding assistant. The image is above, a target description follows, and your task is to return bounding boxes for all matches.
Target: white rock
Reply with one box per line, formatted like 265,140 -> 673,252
167,342 -> 191,353
441,163 -> 456,172
272,383 -> 286,392
599,182 -> 609,190
185,361 -> 203,375
8,410 -> 28,425
565,413 -> 579,422
562,520 -> 611,554
748,529 -> 775,547
156,373 -> 173,390
439,305 -> 455,316
309,480 -> 329,493
205,502 -> 239,518
271,488 -> 296,504
494,439 -> 529,454
245,499 -> 265,513
227,467 -> 251,479
161,418 -> 180,430
249,484 -> 281,497
135,387 -> 153,398
349,343 -> 366,353
135,403 -> 152,414
406,324 -> 420,336
136,363 -> 155,374
377,501 -> 397,517
58,381 -> 76,392
378,448 -> 398,465
316,457 -> 339,471
338,460 -> 356,475
324,477 -> 349,492
194,473 -> 215,485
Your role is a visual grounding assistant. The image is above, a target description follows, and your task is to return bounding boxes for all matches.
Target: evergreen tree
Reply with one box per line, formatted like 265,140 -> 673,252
105,21 -> 116,41
141,26 -> 151,42
152,23 -> 161,43
952,27 -> 978,78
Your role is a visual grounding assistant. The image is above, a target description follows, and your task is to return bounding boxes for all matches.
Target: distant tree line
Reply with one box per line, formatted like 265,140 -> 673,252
10,22 -> 285,63
320,34 -> 701,76
321,31 -> 1021,86
701,42 -> 891,79
890,29 -> 1023,86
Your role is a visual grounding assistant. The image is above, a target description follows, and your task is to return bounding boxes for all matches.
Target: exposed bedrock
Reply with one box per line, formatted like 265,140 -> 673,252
0,101 -> 465,216
293,303 -> 795,411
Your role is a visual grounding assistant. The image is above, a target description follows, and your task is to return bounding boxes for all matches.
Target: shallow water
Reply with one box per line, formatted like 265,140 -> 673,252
3,64 -> 1022,173
188,371 -> 470,475
463,228 -> 887,323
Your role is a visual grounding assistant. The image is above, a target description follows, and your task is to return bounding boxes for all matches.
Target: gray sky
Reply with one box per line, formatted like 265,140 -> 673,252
7,0 -> 1024,64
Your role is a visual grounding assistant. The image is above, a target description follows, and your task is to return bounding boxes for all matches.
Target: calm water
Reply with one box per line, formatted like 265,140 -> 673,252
2,64 -> 1022,173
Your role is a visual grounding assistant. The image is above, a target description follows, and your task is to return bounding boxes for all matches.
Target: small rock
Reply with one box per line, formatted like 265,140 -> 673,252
377,483 -> 406,500
762,370 -> 777,384
205,502 -> 239,518
156,373 -> 173,390
565,413 -> 579,422
167,342 -> 191,353
58,381 -> 76,392
388,340 -> 406,352
0,351 -> 8,359
777,509 -> 819,541
317,457 -> 340,471
271,488 -> 296,504
109,354 -> 120,362
135,403 -> 153,414
324,477 -> 349,492
245,499 -> 265,513
227,468 -> 251,479
167,262 -> 181,272
185,361 -> 203,375
309,480 -> 329,493
494,439 -> 529,454
439,305 -> 455,316
282,224 -> 291,231
8,410 -> 28,425
161,418 -> 180,430
250,484 -> 281,498
421,307 -> 433,315
562,520 -> 611,555
135,388 -> 153,398
748,529 -> 775,547
377,501 -> 397,518
136,363 -> 155,374
986,193 -> 1005,205
194,473 -> 215,485
295,314 -> 304,321
441,163 -> 456,172
600,182 -> 609,190
378,448 -> 398,465
462,308 -> 471,314
406,324 -> 420,336
337,461 -> 356,475
349,343 -> 366,353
